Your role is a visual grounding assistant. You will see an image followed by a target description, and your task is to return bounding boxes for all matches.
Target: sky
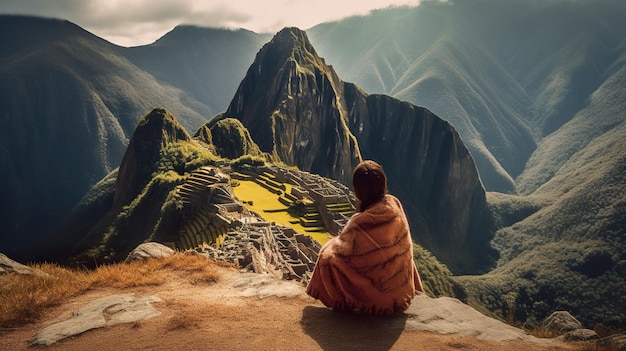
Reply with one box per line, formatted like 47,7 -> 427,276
0,0 -> 421,47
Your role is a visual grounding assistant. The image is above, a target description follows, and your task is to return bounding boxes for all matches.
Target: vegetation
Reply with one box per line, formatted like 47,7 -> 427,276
413,243 -> 463,298
209,118 -> 262,159
157,140 -> 220,175
230,154 -> 266,171
80,172 -> 183,265
474,135 -> 626,328
486,192 -> 550,229
0,254 -> 222,328
68,133 -> 220,266
456,240 -> 626,331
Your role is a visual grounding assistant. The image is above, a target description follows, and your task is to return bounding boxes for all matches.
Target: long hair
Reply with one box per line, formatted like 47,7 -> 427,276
352,160 -> 387,212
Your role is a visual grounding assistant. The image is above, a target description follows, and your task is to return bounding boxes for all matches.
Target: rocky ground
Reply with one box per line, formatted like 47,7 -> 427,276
1,262 -> 586,351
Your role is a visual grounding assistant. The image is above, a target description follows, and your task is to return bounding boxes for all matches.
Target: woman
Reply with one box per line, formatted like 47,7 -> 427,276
306,160 -> 424,315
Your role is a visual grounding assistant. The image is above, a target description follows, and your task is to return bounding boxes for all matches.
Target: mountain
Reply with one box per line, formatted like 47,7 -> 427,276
223,27 -> 495,273
47,108 -> 218,263
124,26 -> 270,114
0,16 -> 212,259
0,16 -> 267,260
307,0 -> 626,195
222,28 -> 362,185
113,108 -> 192,209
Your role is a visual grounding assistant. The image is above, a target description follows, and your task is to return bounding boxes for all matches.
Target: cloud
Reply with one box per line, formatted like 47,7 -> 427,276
0,0 -> 420,47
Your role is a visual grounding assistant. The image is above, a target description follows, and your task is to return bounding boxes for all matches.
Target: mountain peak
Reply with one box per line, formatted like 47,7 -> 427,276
253,27 -> 328,78
272,27 -> 311,49
223,27 -> 359,184
113,108 -> 190,208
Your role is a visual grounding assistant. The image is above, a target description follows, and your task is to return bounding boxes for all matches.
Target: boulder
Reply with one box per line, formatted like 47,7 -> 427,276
125,242 -> 175,263
543,311 -> 584,335
0,253 -> 47,276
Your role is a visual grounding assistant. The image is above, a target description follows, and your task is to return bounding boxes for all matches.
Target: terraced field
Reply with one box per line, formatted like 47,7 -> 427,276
232,180 -> 330,245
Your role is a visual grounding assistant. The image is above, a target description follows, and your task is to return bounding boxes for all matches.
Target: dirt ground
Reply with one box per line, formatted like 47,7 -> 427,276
1,266 -> 586,351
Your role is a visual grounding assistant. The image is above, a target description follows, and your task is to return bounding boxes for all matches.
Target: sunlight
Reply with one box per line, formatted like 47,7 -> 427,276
232,180 -> 330,245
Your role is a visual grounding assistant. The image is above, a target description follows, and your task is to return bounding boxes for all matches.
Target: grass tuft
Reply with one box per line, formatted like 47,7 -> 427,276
0,254 -> 221,329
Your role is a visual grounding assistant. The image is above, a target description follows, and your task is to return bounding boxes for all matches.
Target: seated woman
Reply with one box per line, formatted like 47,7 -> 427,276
306,160 -> 424,315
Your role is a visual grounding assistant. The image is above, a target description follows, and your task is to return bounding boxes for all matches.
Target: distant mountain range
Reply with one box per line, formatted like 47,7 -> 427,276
1,0 -> 625,328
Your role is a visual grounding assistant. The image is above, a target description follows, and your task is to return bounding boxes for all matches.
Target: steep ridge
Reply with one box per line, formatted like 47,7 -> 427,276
344,90 -> 496,273
223,28 -> 495,274
223,27 -> 361,185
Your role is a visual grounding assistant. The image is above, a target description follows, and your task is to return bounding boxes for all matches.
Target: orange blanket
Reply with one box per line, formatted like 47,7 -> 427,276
306,194 -> 423,315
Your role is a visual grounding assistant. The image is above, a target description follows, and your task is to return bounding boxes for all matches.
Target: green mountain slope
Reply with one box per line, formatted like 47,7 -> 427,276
468,63 -> 626,327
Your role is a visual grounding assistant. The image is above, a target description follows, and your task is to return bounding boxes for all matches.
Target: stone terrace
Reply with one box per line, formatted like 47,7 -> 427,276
173,165 -> 352,285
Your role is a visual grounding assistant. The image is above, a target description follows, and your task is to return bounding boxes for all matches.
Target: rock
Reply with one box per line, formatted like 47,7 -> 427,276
560,329 -> 599,341
543,311 -> 583,335
0,253 -> 47,276
125,242 -> 175,263
233,272 -> 305,299
404,294 -> 550,344
30,294 -> 161,346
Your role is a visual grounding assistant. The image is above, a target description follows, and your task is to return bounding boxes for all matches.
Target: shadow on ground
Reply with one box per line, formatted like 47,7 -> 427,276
300,306 -> 407,351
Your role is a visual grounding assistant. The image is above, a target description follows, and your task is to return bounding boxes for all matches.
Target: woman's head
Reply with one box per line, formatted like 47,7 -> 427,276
352,160 -> 387,212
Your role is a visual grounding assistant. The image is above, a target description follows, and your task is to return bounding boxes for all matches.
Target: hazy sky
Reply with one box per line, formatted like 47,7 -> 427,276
0,0 -> 421,47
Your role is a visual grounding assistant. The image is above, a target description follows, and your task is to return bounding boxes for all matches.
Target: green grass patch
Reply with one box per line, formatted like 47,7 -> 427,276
231,180 -> 329,244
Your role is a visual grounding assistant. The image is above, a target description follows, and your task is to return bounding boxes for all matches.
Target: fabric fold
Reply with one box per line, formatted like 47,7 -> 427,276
306,194 -> 423,315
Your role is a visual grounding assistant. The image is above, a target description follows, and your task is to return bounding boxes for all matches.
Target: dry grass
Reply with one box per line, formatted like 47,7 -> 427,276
0,253 -> 222,329
528,325 -> 560,339
166,311 -> 202,331
575,340 -> 622,351
0,264 -> 88,328
528,326 -> 623,351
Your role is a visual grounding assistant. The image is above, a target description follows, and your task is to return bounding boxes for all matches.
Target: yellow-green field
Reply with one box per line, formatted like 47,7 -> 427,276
231,180 -> 330,244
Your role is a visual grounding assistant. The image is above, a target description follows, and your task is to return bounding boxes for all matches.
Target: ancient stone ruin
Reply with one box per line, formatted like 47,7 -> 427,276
170,164 -> 355,285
